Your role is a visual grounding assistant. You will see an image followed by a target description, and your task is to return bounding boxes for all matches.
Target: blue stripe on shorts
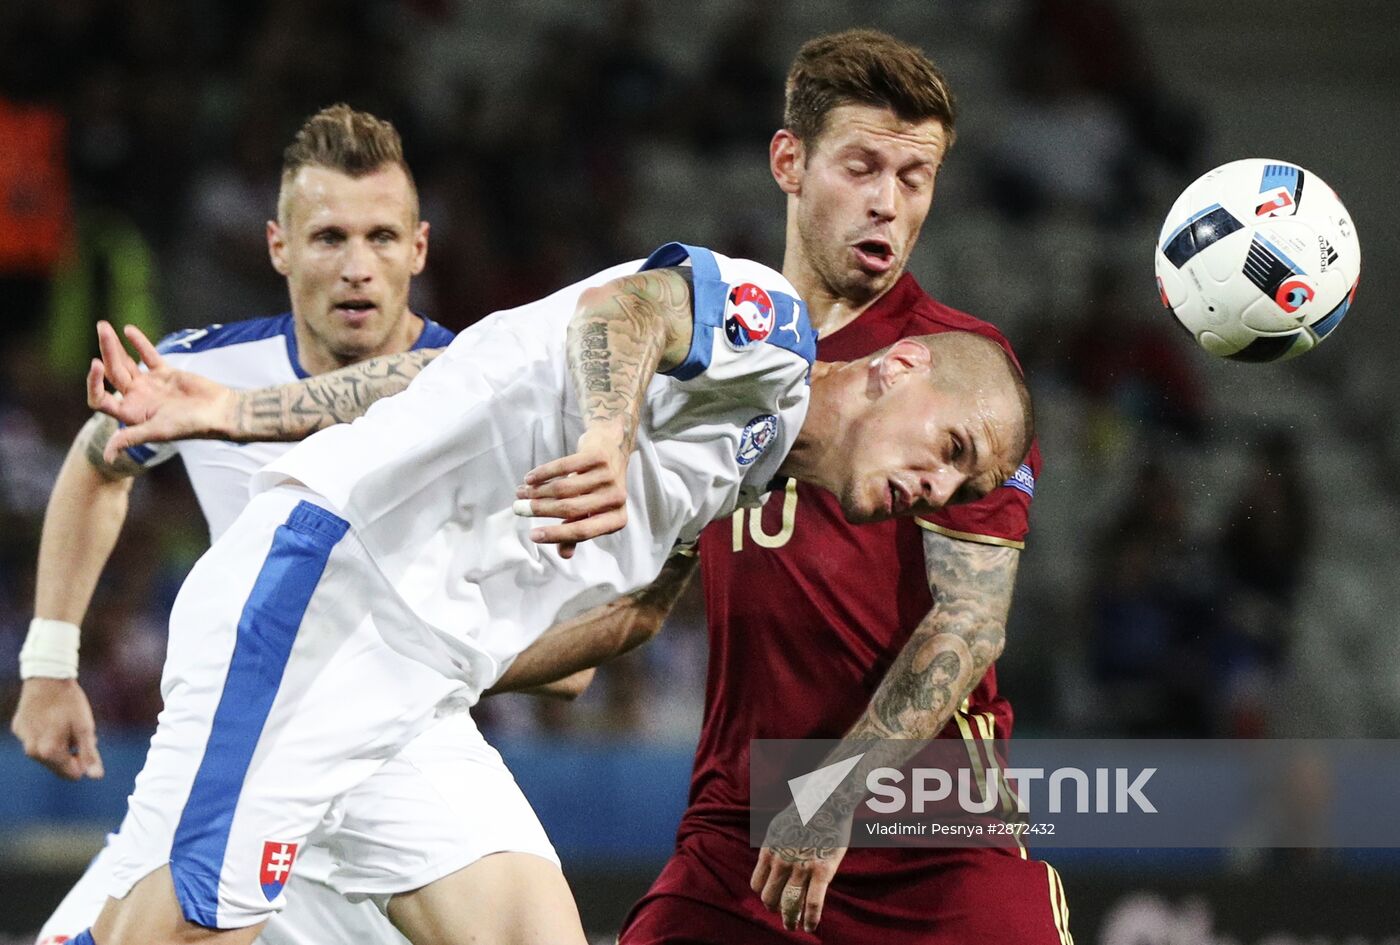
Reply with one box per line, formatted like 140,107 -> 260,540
170,500 -> 350,927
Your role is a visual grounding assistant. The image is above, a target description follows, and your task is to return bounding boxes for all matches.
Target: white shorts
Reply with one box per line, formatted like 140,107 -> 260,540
99,489 -> 558,930
38,711 -> 555,942
36,845 -> 407,945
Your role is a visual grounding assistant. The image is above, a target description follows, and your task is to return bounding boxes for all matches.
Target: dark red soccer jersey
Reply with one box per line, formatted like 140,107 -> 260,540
682,272 -> 1043,854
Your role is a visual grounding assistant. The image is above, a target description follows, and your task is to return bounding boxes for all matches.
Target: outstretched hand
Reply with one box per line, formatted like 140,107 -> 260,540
88,321 -> 237,461
515,426 -> 630,559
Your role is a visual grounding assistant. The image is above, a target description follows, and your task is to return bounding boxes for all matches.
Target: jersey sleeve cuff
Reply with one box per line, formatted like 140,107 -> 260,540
915,518 -> 1026,550
639,242 -> 727,381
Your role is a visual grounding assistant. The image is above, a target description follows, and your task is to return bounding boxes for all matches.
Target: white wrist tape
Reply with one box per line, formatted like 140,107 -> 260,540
19,618 -> 81,680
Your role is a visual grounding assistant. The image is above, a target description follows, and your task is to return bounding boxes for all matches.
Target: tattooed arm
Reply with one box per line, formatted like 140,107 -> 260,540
487,549 -> 698,695
516,268 -> 695,556
484,547 -> 698,701
90,321 -> 444,458
227,349 -> 442,442
566,267 -> 695,450
853,532 -> 1017,740
11,413 -> 163,780
751,530 -> 1020,932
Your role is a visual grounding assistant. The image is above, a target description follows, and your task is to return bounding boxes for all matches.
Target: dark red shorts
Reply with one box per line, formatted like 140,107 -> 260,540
619,830 -> 1073,945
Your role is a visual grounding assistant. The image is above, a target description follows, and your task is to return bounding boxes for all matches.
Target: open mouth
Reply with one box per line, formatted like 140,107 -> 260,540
853,240 -> 894,273
333,299 -> 378,323
886,480 -> 905,516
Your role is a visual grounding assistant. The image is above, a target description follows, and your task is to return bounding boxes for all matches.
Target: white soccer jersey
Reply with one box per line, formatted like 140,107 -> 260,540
253,243 -> 815,694
37,312 -> 453,945
133,313 -> 455,541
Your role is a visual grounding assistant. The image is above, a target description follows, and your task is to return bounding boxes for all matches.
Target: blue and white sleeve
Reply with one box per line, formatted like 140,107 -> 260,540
112,328 -> 217,469
637,242 -> 817,383
638,243 -> 815,511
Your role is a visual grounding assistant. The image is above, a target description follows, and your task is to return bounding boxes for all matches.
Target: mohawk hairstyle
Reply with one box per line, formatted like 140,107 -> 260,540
278,104 -> 418,221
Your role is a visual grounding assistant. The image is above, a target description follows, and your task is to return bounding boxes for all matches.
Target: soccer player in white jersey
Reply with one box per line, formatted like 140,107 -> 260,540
78,238 -> 1031,944
11,105 -> 457,945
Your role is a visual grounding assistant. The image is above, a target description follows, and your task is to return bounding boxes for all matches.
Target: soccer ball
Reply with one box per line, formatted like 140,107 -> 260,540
1153,158 -> 1360,362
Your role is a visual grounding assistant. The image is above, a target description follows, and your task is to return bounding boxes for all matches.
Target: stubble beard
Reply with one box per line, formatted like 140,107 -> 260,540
803,219 -> 897,309
319,310 -> 404,366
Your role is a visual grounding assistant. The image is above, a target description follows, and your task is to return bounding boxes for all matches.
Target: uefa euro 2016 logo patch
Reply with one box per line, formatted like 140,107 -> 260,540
259,839 -> 300,901
724,283 -> 775,349
737,414 -> 778,466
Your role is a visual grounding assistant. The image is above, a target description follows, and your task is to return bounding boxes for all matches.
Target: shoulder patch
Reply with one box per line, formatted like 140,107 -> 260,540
723,283 -> 775,349
737,414 -> 778,466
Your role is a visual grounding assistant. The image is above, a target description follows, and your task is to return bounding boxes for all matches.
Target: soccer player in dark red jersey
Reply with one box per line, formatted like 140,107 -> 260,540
614,30 -> 1070,945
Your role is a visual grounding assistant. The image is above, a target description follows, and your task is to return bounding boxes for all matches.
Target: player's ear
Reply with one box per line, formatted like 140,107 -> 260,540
267,220 -> 290,276
872,339 -> 932,391
411,221 -> 429,275
771,130 -> 804,195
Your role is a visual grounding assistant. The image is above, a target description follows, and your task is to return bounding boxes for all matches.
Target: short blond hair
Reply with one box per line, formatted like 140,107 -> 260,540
915,332 -> 1034,465
277,104 -> 417,221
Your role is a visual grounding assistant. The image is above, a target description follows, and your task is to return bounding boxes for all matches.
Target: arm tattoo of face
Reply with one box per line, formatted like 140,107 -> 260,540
764,535 -> 1022,853
869,643 -> 966,736
853,534 -> 1019,741
922,532 -> 1019,679
233,348 -> 442,439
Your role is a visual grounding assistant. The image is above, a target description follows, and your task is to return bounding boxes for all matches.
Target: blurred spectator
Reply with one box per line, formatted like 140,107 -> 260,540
0,96 -> 72,339
1217,431 -> 1313,736
686,5 -> 784,155
0,97 -> 71,275
592,0 -> 675,144
46,209 -> 163,377
1090,460 -> 1217,736
0,559 -> 36,723
984,0 -> 1202,224
1221,431 -> 1312,608
1057,263 -> 1206,456
0,335 -> 73,517
167,109 -> 288,327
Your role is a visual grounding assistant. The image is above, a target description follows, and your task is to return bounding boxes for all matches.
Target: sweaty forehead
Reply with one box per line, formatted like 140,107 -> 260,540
816,105 -> 947,162
971,388 -> 1023,463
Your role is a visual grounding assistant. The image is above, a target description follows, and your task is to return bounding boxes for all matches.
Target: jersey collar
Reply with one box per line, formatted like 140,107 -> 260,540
283,312 -> 434,379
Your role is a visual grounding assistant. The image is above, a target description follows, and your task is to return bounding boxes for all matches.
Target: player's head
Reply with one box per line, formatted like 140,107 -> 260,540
815,332 -> 1032,525
772,30 -> 956,306
268,104 -> 429,367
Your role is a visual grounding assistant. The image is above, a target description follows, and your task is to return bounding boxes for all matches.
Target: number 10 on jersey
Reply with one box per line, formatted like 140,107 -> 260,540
731,480 -> 798,551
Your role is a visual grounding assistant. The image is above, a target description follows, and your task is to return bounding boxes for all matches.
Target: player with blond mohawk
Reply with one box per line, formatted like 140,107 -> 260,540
14,103 -> 455,945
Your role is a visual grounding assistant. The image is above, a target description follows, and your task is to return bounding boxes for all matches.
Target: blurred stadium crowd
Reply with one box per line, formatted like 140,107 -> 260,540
1,0 -> 1397,759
